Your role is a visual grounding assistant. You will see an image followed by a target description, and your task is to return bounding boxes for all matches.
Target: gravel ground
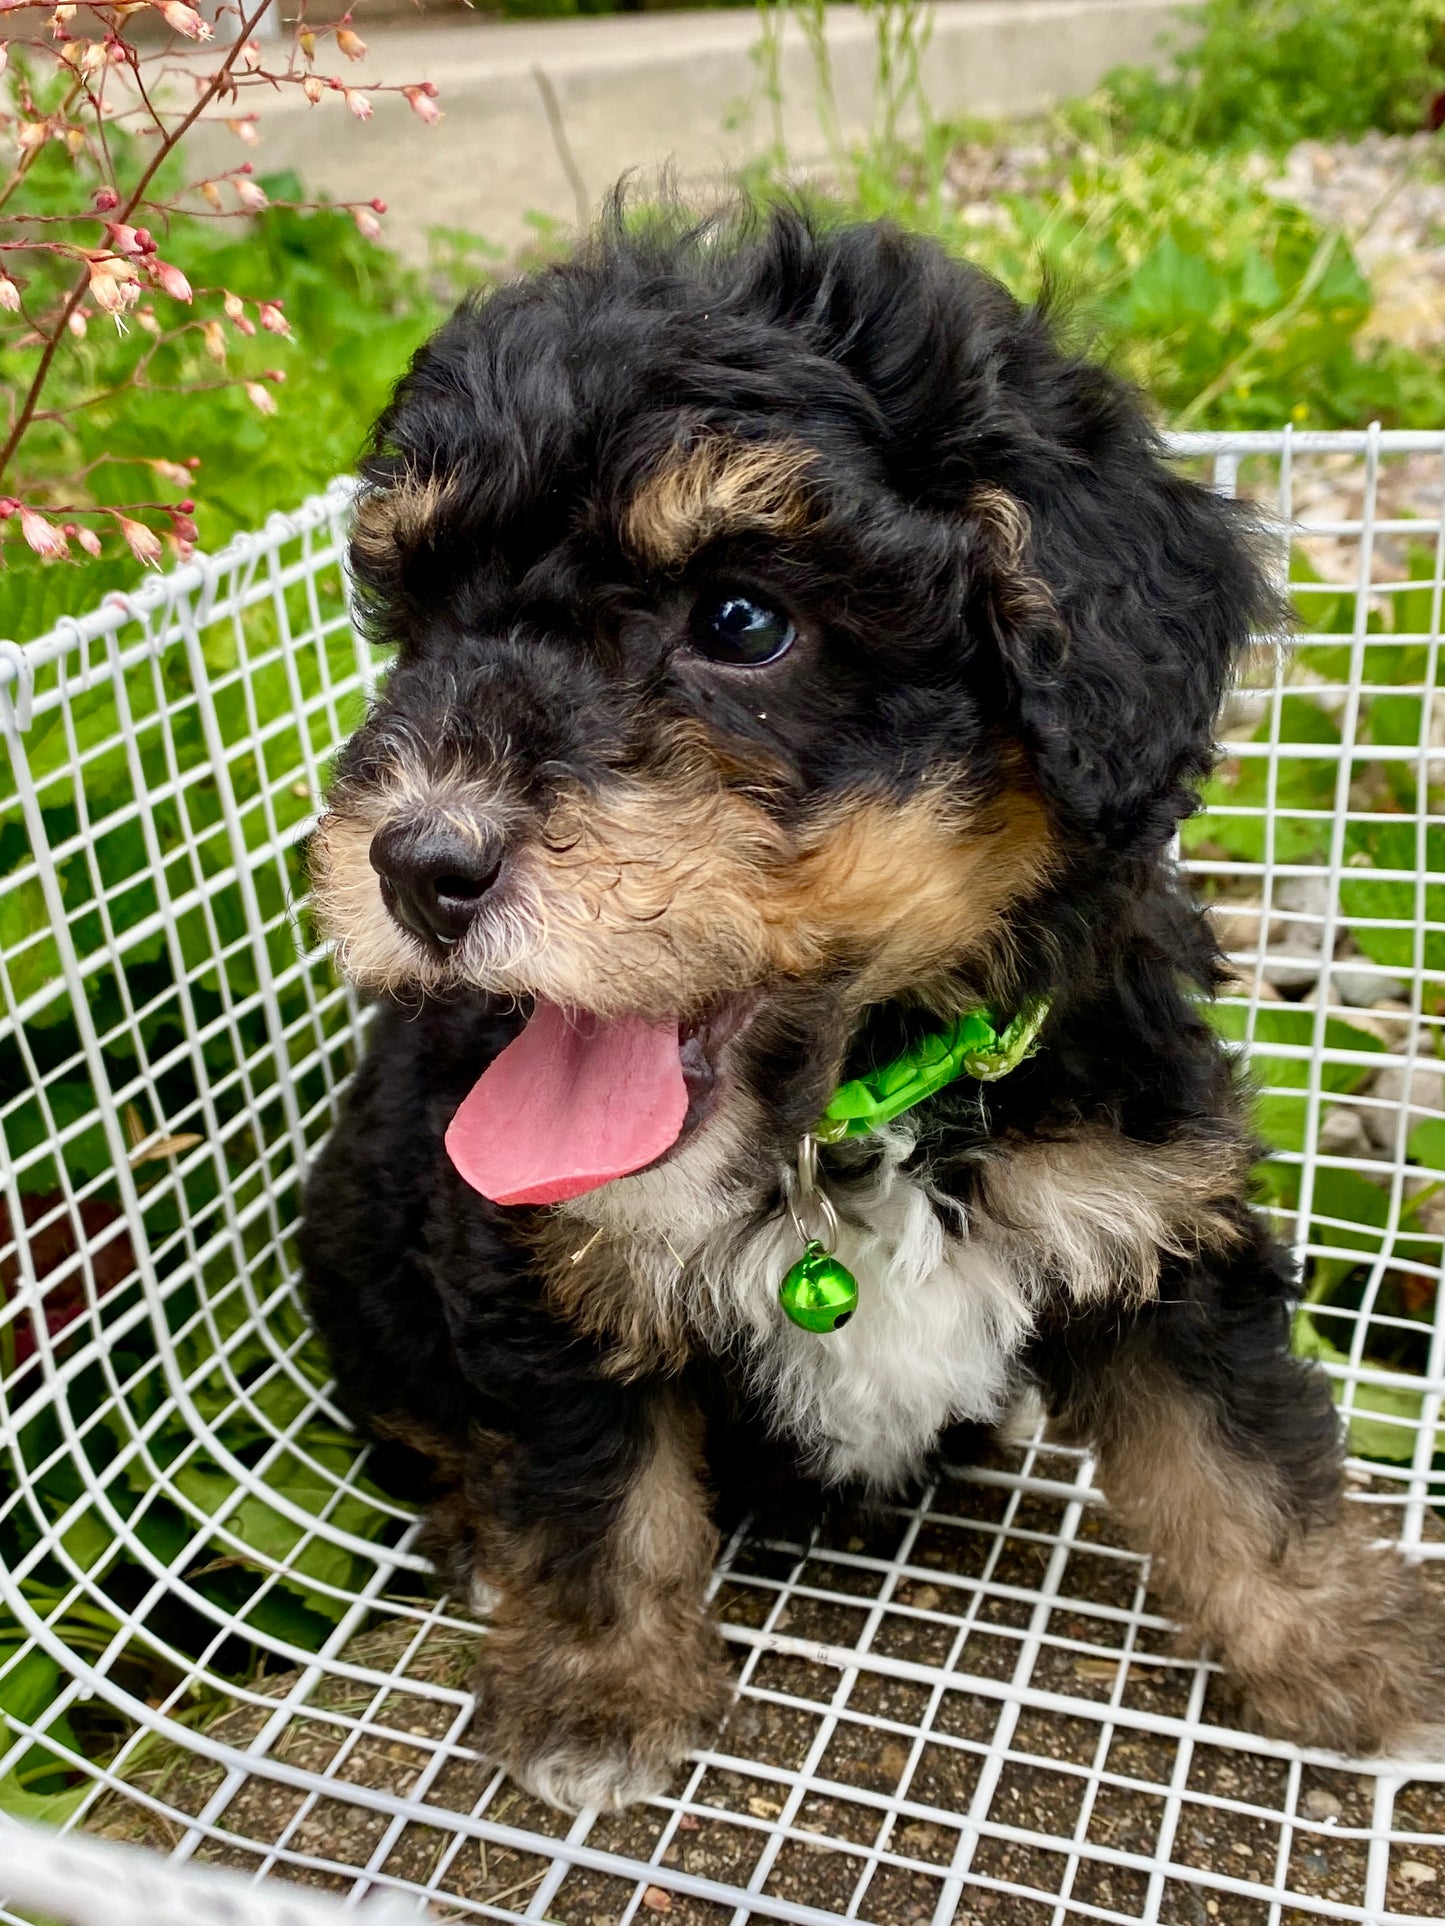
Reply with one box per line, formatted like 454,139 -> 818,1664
84,1443 -> 1445,1925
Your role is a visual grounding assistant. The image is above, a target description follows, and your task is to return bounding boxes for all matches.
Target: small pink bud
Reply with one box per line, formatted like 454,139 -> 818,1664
150,458 -> 193,487
159,0 -> 211,40
105,222 -> 143,255
0,274 -> 20,313
244,381 -> 276,415
257,300 -> 289,336
0,500 -> 17,519
68,308 -> 88,337
150,259 -> 192,302
264,368 -> 285,383
20,507 -> 69,560
302,75 -> 324,104
343,88 -> 372,121
227,117 -> 259,146
202,318 -> 226,363
93,186 -> 120,212
353,205 -> 382,241
177,497 -> 195,511
236,179 -> 268,212
75,526 -> 103,558
118,515 -> 163,567
336,26 -> 365,59
133,227 -> 156,254
371,198 -> 386,212
238,38 -> 261,69
170,508 -> 199,544
404,86 -> 441,125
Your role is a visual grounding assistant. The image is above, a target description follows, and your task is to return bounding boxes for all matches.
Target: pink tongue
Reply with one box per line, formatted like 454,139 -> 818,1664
445,997 -> 688,1207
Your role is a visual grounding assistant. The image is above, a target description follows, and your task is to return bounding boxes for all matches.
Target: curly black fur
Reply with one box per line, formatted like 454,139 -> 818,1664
299,207 -> 1444,1805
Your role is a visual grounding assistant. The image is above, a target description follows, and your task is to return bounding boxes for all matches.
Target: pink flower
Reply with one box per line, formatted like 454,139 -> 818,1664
302,74 -> 324,105
158,1 -> 211,40
67,308 -> 88,338
0,274 -> 20,313
235,179 -> 268,212
353,205 -> 382,241
238,38 -> 261,70
17,123 -> 50,156
244,381 -> 276,415
104,222 -> 143,255
75,526 -> 103,558
335,26 -> 366,60
343,88 -> 372,121
79,40 -> 107,74
227,117 -> 259,146
117,516 -> 163,567
257,300 -> 289,336
149,259 -> 192,302
20,508 -> 68,560
169,507 -> 199,544
404,86 -> 441,125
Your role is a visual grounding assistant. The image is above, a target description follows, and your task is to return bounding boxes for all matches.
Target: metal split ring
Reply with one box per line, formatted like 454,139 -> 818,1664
783,1132 -> 840,1254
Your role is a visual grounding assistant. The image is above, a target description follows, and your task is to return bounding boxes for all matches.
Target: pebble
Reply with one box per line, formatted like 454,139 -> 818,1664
641,1885 -> 674,1913
1317,1105 -> 1376,1160
1303,1788 -> 1343,1821
1332,965 -> 1407,1007
1399,1861 -> 1438,1887
1362,1060 -> 1445,1150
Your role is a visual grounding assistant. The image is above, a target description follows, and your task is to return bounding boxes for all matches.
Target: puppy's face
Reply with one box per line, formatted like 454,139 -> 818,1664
313,216 -> 1264,1200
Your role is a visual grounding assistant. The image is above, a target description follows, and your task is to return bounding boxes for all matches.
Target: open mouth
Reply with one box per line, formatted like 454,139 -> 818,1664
444,993 -> 757,1207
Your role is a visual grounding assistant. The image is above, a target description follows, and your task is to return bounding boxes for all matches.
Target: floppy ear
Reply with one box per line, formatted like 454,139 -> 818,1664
967,430 -> 1279,853
777,219 -> 1279,853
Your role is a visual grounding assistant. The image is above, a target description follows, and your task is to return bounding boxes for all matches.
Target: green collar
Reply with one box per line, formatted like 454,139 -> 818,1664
814,999 -> 1050,1145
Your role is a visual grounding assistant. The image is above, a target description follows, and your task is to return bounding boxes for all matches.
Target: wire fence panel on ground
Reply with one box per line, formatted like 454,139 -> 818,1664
0,433 -> 1441,1925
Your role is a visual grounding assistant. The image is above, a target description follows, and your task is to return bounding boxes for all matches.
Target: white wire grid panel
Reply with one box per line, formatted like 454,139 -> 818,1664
0,430 -> 1442,1926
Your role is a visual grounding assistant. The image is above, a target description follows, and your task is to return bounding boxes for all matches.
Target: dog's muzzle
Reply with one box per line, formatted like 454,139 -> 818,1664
369,817 -> 504,949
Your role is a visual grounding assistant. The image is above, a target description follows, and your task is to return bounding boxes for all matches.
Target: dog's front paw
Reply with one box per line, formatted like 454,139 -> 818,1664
471,1630 -> 733,1812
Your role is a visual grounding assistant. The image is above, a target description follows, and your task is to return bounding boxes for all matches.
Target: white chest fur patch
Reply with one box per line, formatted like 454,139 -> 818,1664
567,1120 -> 1237,1493
697,1157 -> 1031,1488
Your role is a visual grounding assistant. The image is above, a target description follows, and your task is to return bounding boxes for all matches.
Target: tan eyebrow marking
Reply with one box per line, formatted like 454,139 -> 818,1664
622,434 -> 820,568
349,473 -> 456,570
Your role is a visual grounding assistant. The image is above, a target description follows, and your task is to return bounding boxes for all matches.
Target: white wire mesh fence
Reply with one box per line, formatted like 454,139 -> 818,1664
0,429 -> 1441,1926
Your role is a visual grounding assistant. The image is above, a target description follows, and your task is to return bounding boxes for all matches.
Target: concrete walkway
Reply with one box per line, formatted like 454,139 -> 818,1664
185,0 -> 1182,257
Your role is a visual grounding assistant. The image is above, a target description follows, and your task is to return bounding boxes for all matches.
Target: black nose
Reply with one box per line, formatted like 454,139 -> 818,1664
369,819 -> 503,948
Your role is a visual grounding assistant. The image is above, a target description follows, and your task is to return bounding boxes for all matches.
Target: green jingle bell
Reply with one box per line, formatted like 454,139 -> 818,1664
779,1242 -> 860,1333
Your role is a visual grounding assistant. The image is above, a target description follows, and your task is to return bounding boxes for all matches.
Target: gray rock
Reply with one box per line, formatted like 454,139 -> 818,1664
1317,1105 -> 1375,1161
1331,964 -> 1408,1007
1361,1060 -> 1445,1151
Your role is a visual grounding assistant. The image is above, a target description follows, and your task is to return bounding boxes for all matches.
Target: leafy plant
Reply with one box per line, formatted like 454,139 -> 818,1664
1096,0 -> 1445,152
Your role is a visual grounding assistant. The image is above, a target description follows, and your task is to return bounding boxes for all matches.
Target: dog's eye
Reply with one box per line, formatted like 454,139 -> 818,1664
690,591 -> 796,666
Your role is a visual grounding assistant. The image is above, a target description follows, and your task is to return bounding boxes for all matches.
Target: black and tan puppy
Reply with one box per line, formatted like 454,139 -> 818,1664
300,206 -> 1444,1811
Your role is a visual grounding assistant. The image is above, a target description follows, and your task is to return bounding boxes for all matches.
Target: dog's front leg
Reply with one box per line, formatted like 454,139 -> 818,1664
462,1390 -> 733,1812
1037,1244 -> 1445,1756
